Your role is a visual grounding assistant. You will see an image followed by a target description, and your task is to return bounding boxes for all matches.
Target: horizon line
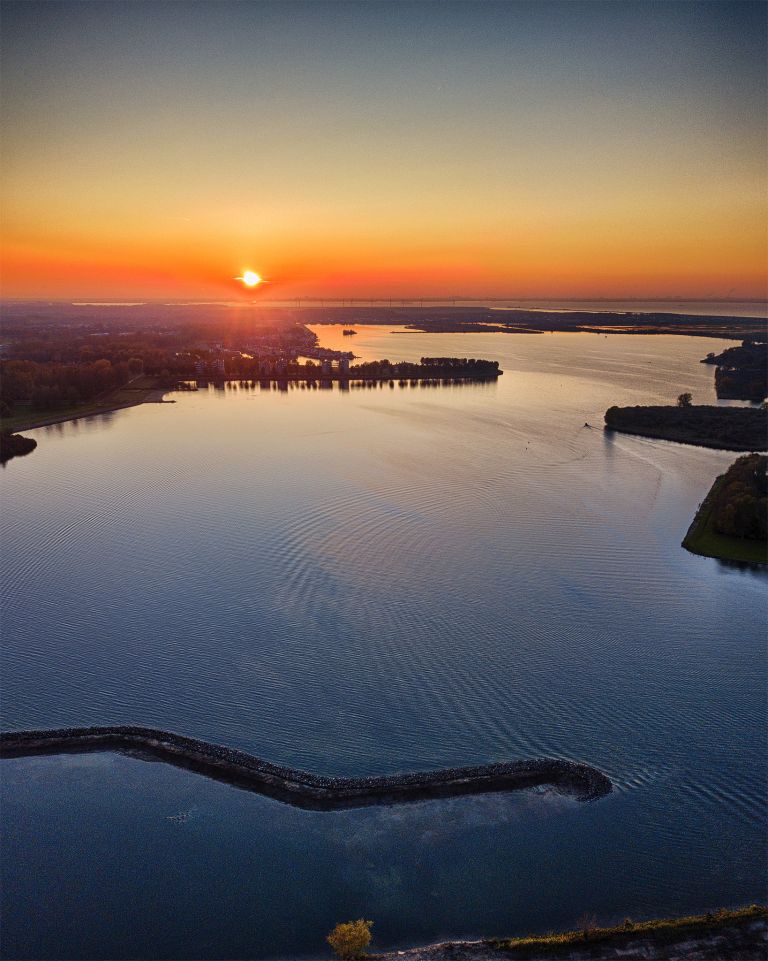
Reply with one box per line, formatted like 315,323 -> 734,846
3,296 -> 767,306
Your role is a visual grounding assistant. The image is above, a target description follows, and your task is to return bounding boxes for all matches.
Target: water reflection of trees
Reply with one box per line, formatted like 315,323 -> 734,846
195,376 -> 498,393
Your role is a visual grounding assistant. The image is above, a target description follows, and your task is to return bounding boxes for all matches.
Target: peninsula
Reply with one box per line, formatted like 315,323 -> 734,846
0,727 -> 612,808
604,405 -> 767,452
0,300 -> 504,432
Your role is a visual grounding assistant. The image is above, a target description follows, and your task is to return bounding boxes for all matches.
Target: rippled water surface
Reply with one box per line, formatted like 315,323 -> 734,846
2,331 -> 766,959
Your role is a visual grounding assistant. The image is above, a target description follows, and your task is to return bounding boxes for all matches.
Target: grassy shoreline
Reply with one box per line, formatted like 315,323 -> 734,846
682,472 -> 767,564
489,905 -> 767,957
0,380 -> 168,433
374,905 -> 767,959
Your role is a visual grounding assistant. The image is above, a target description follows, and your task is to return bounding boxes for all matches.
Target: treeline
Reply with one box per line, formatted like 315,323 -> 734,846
715,366 -> 767,403
2,329 -> 185,371
419,357 -> 500,371
351,357 -> 500,377
711,454 -> 767,541
1,320 -> 317,377
0,358 -> 139,414
197,356 -> 502,380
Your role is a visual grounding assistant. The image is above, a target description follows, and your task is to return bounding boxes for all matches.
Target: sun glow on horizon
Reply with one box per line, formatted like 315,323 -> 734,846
238,270 -> 262,288
2,2 -> 765,302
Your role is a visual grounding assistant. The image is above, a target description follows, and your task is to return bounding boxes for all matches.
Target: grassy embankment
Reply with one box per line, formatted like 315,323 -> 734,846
683,471 -> 767,564
489,904 -> 766,956
0,376 -> 166,433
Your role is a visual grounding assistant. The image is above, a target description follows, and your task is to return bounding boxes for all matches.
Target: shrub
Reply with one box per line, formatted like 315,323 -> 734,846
327,919 -> 373,959
677,392 -> 692,407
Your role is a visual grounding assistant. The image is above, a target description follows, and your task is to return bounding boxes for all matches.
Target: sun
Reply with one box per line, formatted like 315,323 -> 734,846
238,270 -> 262,288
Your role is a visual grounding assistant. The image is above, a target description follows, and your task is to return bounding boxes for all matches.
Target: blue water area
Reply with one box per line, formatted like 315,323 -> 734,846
1,331 -> 766,958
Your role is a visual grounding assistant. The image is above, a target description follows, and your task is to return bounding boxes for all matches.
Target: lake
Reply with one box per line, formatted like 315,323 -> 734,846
1,330 -> 765,959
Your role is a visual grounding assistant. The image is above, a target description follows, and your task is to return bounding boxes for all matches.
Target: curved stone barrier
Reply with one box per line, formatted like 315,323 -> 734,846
0,726 -> 612,809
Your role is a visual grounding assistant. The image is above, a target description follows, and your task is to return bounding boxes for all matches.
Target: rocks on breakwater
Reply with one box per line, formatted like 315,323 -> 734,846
0,726 -> 612,809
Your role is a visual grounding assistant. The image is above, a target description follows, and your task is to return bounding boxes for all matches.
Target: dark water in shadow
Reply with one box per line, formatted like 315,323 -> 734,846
1,332 -> 765,958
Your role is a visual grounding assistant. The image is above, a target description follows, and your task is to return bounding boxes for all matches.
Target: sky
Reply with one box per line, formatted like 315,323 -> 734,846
1,0 -> 766,301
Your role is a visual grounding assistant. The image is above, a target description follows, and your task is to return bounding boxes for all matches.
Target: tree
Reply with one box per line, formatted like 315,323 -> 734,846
327,919 -> 373,959
677,392 -> 692,407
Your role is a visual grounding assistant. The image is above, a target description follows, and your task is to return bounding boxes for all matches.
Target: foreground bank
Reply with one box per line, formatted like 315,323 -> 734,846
0,379 -> 169,433
371,906 -> 766,960
683,455 -> 767,564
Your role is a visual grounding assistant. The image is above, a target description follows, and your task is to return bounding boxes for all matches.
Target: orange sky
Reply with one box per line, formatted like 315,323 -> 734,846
2,2 -> 766,302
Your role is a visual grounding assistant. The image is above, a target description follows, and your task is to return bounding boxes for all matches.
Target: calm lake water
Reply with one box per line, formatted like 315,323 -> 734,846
2,330 -> 766,959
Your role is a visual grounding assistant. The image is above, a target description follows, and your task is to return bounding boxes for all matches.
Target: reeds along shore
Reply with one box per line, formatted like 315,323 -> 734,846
0,727 -> 612,809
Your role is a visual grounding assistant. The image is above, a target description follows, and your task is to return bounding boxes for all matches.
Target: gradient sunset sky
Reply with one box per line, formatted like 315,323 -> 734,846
2,0 -> 766,301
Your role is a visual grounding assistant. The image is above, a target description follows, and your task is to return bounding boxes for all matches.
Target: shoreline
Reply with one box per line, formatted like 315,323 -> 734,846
0,385 -> 169,433
603,423 -> 766,452
371,906 -> 767,960
0,369 -> 501,434
0,726 -> 612,809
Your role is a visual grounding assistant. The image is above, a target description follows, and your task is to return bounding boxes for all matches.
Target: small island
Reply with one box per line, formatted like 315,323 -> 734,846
683,454 -> 767,564
0,431 -> 37,464
604,404 -> 767,451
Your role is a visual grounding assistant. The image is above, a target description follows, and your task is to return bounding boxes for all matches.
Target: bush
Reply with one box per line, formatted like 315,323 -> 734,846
327,919 -> 373,959
677,392 -> 692,407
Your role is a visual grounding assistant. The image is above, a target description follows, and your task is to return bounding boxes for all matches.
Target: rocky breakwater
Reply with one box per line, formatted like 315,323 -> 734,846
0,727 -> 612,808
